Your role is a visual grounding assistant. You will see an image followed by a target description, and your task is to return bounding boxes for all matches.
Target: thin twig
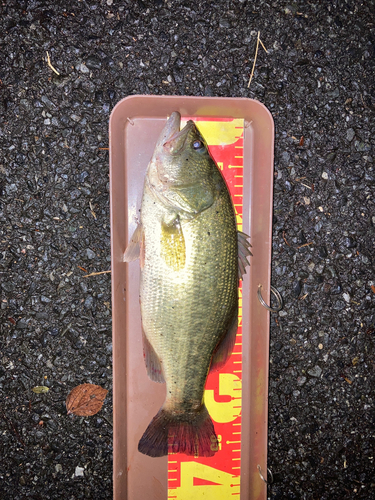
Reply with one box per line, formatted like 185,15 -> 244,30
46,52 -> 60,76
83,270 -> 111,278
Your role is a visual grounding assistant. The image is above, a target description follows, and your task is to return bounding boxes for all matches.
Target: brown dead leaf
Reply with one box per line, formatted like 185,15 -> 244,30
66,383 -> 108,416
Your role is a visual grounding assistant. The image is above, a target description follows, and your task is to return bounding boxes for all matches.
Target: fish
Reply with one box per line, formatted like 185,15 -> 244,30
124,112 -> 251,458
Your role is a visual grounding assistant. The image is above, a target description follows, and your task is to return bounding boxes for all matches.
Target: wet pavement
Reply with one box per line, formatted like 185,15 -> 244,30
0,1 -> 374,499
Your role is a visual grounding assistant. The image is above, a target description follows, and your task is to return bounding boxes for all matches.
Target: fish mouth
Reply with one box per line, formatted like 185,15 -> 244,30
155,112 -> 196,154
155,111 -> 182,148
163,120 -> 195,154
147,113 -> 196,195
157,113 -> 195,155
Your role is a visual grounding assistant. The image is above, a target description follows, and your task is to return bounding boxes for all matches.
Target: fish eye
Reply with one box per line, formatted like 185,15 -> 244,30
192,140 -> 203,150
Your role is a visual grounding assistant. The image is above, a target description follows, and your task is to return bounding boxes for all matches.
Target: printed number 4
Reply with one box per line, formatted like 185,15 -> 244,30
173,462 -> 240,500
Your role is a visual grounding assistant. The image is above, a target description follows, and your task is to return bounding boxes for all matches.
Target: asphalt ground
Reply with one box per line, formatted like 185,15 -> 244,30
0,1 -> 374,499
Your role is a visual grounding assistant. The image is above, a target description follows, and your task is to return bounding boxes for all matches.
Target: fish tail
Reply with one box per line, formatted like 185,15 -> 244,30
138,404 -> 218,458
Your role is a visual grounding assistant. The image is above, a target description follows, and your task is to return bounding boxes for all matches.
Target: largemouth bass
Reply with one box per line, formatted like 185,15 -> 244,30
124,112 -> 251,457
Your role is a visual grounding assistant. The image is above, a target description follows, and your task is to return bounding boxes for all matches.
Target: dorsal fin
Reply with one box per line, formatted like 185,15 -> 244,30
238,230 -> 252,280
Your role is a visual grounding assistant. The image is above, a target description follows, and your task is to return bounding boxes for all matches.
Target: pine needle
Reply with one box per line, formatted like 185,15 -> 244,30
46,52 -> 60,76
83,270 -> 111,278
247,32 -> 268,89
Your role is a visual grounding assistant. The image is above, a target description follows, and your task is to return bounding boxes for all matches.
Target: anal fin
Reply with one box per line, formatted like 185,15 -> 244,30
142,329 -> 165,383
210,311 -> 238,372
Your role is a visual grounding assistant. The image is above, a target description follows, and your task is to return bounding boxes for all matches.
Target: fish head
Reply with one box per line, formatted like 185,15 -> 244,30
147,112 -> 220,214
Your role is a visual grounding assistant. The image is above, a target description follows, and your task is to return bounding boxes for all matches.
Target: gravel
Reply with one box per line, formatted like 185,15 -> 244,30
0,1 -> 374,499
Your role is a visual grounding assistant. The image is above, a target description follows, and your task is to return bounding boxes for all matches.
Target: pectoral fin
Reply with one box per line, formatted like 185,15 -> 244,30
124,224 -> 143,262
160,216 -> 186,271
238,230 -> 252,280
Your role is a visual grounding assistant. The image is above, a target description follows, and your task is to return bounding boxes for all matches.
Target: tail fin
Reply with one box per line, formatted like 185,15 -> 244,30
138,405 -> 218,458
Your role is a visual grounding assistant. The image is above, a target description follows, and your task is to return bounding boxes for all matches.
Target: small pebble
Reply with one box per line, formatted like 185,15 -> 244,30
307,365 -> 322,378
6,183 -> 17,194
346,128 -> 355,141
86,249 -> 96,259
70,188 -> 81,200
318,246 -> 328,258
79,63 -> 90,74
292,280 -> 302,298
281,151 -> 290,164
84,296 -> 94,309
75,466 -> 84,477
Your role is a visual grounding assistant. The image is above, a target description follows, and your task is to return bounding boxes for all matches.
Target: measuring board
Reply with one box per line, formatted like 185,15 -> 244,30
111,95 -> 274,500
168,117 -> 244,500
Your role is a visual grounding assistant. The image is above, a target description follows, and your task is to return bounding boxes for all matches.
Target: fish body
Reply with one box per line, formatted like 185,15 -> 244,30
124,112 -> 250,457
